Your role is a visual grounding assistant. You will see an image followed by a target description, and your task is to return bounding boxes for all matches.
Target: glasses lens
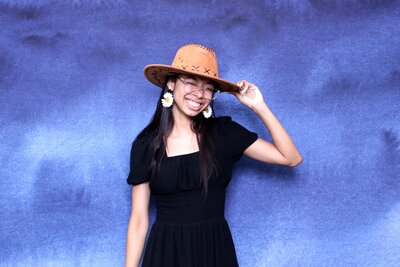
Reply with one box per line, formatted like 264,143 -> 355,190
180,77 -> 219,100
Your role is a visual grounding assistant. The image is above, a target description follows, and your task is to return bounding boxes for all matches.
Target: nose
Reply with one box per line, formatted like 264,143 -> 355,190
194,88 -> 205,98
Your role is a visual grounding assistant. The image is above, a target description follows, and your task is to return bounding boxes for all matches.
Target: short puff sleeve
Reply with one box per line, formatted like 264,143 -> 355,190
126,136 -> 152,186
217,116 -> 258,162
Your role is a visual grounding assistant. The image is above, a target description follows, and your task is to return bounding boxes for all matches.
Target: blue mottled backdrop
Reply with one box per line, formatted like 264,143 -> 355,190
1,0 -> 399,266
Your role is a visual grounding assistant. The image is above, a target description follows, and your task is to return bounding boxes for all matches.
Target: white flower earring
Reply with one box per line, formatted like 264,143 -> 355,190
161,88 -> 174,108
202,105 -> 212,118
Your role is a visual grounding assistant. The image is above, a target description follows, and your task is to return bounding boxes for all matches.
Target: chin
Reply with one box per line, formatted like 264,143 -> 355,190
185,109 -> 202,118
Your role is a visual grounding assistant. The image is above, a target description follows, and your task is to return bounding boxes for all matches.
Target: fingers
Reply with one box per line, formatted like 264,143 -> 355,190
237,80 -> 246,89
237,80 -> 245,87
236,80 -> 252,95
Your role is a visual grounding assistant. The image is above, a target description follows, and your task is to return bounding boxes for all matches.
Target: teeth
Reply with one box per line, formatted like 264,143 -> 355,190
187,99 -> 200,108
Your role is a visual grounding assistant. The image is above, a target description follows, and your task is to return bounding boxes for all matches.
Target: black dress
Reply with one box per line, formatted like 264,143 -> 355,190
127,116 -> 258,267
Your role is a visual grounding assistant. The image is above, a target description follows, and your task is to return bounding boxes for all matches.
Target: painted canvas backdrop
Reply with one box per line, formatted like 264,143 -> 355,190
1,0 -> 399,266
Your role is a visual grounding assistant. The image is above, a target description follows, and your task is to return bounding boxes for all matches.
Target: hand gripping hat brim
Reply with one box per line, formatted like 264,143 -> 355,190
143,43 -> 241,93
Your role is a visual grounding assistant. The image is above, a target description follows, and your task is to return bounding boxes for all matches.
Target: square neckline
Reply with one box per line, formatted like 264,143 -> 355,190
162,136 -> 200,159
165,150 -> 200,159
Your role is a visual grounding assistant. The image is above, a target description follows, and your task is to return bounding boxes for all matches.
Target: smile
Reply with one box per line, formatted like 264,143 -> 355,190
186,99 -> 203,110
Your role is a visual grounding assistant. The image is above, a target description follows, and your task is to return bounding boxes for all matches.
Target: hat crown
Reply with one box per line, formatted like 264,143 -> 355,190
171,44 -> 219,78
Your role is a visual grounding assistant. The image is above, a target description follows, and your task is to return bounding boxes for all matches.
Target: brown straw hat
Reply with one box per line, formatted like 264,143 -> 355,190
143,43 -> 241,92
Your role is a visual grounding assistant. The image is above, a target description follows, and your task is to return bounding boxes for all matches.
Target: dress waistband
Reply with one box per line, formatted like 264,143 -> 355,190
155,186 -> 226,224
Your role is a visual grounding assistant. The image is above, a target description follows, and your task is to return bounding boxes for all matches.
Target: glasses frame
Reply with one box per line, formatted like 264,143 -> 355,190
177,76 -> 220,100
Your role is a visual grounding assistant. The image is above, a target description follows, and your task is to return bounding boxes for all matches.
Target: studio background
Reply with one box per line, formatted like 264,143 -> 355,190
1,0 -> 399,266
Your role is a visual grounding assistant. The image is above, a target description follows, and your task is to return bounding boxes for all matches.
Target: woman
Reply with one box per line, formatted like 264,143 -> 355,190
125,43 -> 302,267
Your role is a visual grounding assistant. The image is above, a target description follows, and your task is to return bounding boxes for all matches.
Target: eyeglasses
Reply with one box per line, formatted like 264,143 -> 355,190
177,76 -> 220,100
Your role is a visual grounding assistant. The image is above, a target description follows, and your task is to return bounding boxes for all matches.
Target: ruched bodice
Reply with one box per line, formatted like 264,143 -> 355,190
151,150 -> 203,193
155,186 -> 226,224
127,116 -> 258,267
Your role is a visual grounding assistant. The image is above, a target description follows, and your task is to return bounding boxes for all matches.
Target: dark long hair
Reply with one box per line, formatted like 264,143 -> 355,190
136,73 -> 218,200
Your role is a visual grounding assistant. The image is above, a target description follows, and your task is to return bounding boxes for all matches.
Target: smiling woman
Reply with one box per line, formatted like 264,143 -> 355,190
166,74 -> 215,116
124,43 -> 302,267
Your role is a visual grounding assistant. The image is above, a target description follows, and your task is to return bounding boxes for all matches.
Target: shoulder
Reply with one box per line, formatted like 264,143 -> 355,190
209,116 -> 232,137
210,115 -> 233,128
127,131 -> 155,186
132,130 -> 156,146
210,116 -> 258,162
211,115 -> 258,140
130,130 -> 156,156
211,115 -> 249,132
212,115 -> 233,123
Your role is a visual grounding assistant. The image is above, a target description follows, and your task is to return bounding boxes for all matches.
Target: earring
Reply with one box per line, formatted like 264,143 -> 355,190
161,88 -> 174,108
202,105 -> 212,118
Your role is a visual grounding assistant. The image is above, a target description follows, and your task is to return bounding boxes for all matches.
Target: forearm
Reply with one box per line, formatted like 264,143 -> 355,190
125,217 -> 149,267
252,101 -> 302,165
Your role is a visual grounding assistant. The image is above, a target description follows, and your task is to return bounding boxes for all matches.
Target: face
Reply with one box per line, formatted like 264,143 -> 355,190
167,74 -> 217,117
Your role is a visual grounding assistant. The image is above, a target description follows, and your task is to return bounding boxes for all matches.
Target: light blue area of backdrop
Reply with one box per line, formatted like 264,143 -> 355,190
1,0 -> 399,266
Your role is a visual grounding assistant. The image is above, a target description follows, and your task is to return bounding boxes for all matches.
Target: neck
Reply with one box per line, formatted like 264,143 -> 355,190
170,106 -> 194,137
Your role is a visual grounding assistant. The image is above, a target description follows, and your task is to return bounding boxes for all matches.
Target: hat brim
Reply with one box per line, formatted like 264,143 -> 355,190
143,64 -> 241,93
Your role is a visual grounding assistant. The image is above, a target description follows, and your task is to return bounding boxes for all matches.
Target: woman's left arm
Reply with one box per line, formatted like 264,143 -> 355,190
230,80 -> 303,167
